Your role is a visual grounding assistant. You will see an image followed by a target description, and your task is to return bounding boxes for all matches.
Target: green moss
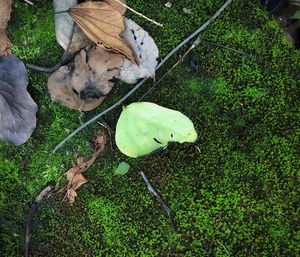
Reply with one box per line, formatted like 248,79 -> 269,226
0,0 -> 299,256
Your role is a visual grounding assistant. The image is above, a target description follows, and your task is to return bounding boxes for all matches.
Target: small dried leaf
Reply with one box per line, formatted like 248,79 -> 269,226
0,32 -> 12,56
67,188 -> 78,204
0,0 -> 12,30
71,174 -> 88,190
117,18 -> 159,84
0,0 -> 13,56
64,133 -> 107,203
69,1 -> 136,63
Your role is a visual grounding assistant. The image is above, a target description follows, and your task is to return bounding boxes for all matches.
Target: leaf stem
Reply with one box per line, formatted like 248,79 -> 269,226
114,0 -> 163,27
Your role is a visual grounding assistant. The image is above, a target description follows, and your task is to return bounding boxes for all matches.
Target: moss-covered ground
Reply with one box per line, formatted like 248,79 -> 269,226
1,0 -> 299,256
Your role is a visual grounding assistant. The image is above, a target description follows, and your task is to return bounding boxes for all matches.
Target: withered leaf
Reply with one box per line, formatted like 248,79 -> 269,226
67,188 -> 78,204
69,1 -> 136,63
48,47 -> 123,111
0,0 -> 12,30
65,132 -> 107,203
0,0 -> 13,56
117,18 -> 159,84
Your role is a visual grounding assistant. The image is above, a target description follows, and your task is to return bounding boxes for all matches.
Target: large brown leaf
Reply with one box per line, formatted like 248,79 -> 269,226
0,0 -> 13,56
105,0 -> 127,15
69,1 -> 136,63
47,46 -> 123,111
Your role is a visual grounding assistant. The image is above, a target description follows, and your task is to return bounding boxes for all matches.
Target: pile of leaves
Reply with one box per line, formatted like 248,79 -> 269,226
48,0 -> 159,111
0,0 -> 198,203
0,0 -> 160,145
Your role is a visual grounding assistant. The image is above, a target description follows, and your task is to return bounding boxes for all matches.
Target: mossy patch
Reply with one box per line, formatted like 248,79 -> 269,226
0,0 -> 299,256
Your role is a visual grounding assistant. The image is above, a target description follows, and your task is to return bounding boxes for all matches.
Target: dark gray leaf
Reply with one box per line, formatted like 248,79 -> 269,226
0,56 -> 37,146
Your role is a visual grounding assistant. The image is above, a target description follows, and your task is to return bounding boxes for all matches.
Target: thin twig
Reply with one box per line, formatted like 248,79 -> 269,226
140,171 -> 176,232
53,0 -> 233,152
202,39 -> 249,55
25,185 -> 55,257
114,0 -> 163,27
138,38 -> 201,101
216,239 -> 230,256
139,36 -> 249,100
23,0 -> 34,6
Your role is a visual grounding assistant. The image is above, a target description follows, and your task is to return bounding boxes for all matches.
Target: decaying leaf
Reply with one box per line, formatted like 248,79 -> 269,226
53,0 -> 78,50
105,0 -> 127,15
48,46 -> 123,111
67,24 -> 91,55
0,56 -> 37,146
117,18 -> 159,84
0,0 -> 13,56
69,1 -> 136,63
65,132 -> 107,203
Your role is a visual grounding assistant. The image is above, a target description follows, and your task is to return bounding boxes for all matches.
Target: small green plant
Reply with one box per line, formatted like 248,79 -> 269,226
115,162 -> 130,175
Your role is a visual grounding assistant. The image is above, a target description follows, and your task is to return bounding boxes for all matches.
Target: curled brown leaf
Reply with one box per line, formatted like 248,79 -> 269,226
64,132 -> 107,203
48,46 -> 123,111
69,1 -> 136,63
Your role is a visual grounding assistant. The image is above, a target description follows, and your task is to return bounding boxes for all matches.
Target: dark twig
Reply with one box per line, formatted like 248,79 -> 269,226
25,49 -> 74,73
53,0 -> 233,152
25,24 -> 76,73
25,62 -> 64,73
25,185 -> 55,257
140,171 -> 176,232
202,39 -> 249,55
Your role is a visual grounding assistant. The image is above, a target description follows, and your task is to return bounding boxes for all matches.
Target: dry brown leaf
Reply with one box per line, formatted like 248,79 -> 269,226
0,0 -> 12,30
48,46 -> 123,111
0,0 -> 13,56
0,32 -> 12,56
67,188 -> 78,204
67,24 -> 91,55
105,0 -> 127,15
64,132 -> 107,203
69,1 -> 136,63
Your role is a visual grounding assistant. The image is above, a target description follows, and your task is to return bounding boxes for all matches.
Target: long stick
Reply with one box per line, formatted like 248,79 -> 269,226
53,0 -> 233,152
25,185 -> 55,257
140,171 -> 175,232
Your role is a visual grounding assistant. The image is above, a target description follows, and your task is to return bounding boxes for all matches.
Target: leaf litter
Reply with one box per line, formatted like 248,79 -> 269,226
64,131 -> 107,203
48,0 -> 159,111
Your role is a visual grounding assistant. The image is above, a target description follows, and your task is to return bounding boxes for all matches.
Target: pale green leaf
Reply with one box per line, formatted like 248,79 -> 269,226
115,162 -> 130,175
115,102 -> 197,157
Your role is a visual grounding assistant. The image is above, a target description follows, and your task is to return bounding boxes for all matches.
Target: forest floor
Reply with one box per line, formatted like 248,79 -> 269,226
0,0 -> 299,256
